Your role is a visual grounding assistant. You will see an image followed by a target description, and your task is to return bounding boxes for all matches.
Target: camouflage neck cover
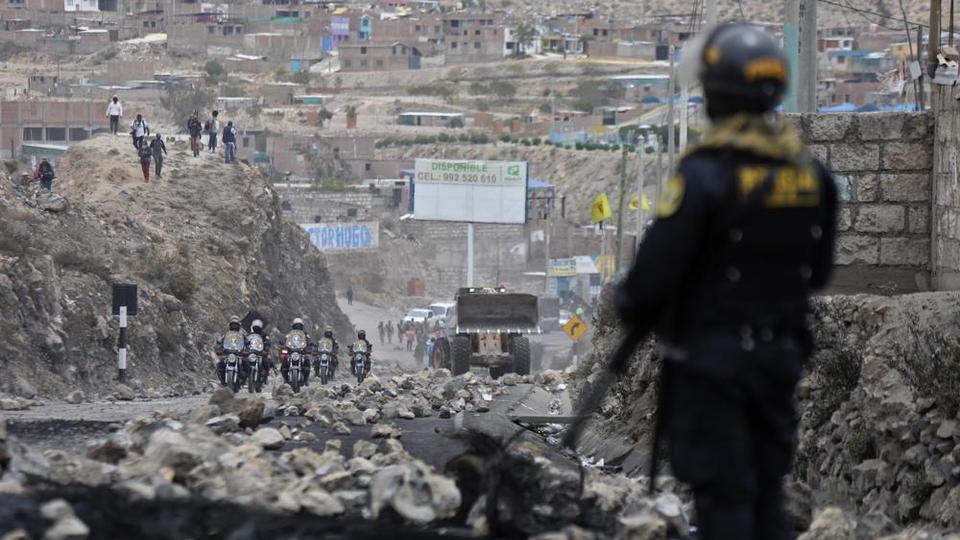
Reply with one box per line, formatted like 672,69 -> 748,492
694,113 -> 808,163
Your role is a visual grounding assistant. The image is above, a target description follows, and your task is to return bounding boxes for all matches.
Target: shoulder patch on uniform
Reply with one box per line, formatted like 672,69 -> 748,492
657,174 -> 686,218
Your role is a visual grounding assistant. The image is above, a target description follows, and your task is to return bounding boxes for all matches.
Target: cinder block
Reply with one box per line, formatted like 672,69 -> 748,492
880,173 -> 931,202
804,114 -> 854,142
858,113 -> 904,141
831,143 -> 880,172
837,234 -> 879,265
880,237 -> 929,267
882,142 -> 932,171
908,206 -> 930,234
854,204 -> 905,233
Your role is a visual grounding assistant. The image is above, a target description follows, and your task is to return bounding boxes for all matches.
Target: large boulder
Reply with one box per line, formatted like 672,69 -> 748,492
36,191 -> 69,213
798,507 -> 858,540
369,461 -> 461,524
250,428 -> 285,450
230,396 -> 265,428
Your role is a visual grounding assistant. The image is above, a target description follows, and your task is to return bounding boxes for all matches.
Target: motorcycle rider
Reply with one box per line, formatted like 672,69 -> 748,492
246,319 -> 273,383
349,329 -> 373,375
280,317 -> 314,384
215,316 -> 246,385
315,328 -> 340,376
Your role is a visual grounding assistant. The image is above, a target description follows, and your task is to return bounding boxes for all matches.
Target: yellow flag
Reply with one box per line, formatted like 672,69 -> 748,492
628,194 -> 651,211
591,193 -> 613,223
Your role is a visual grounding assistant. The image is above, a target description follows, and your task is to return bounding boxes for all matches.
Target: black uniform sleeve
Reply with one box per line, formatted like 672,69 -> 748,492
809,161 -> 839,290
614,161 -> 711,330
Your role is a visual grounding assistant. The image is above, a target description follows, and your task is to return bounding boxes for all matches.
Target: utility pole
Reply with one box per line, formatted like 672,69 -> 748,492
666,46 -> 676,176
798,0 -> 818,112
783,0 -> 801,112
918,26 -> 927,111
706,0 -> 717,25
614,145 -> 628,276
635,154 -> 645,251
679,82 -> 689,152
929,0 -> 942,78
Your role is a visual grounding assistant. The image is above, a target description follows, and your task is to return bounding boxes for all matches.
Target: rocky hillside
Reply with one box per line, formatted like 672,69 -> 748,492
0,135 -> 351,401
571,290 -> 960,536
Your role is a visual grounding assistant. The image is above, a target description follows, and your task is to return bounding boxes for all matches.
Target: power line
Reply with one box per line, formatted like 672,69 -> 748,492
818,0 -> 927,28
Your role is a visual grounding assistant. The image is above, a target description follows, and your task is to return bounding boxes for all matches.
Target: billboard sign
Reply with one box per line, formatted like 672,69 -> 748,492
548,258 -> 577,277
413,159 -> 528,224
300,221 -> 379,252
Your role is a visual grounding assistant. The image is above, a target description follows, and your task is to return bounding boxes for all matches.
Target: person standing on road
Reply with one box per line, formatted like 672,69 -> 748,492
150,133 -> 167,179
130,114 -> 149,150
405,325 -> 414,352
346,285 -> 354,305
385,321 -> 394,345
613,24 -> 837,540
378,321 -> 385,345
187,111 -> 203,157
106,96 -> 122,136
223,120 -> 237,163
137,139 -> 152,182
207,110 -> 220,152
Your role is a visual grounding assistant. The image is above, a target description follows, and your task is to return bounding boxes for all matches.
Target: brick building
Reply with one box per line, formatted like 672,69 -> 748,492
0,99 -> 109,158
442,11 -> 503,64
339,41 -> 421,72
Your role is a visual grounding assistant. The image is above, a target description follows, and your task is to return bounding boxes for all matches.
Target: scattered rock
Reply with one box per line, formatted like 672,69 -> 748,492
799,507 -> 858,540
343,409 -> 366,426
250,428 -> 285,450
937,420 -> 957,439
113,384 -> 135,401
0,398 -> 31,411
300,488 -> 345,516
371,424 -> 401,439
205,414 -> 241,434
619,513 -> 667,540
36,191 -> 69,213
369,461 -> 461,524
353,440 -> 377,459
229,396 -> 265,428
64,390 -> 85,404
187,405 -> 220,425
86,432 -> 132,464
331,421 -> 351,435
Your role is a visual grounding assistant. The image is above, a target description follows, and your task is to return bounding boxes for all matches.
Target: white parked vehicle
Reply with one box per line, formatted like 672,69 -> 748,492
402,308 -> 436,325
429,302 -> 457,328
558,309 -> 573,327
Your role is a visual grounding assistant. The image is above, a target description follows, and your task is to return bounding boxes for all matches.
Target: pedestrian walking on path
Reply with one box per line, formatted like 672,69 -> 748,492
187,111 -> 202,157
130,114 -> 149,150
106,96 -> 122,136
137,140 -> 152,182
207,110 -> 220,152
223,121 -> 237,163
150,133 -> 167,178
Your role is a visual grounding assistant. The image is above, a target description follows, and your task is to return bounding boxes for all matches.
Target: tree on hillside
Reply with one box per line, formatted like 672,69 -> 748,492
160,84 -> 216,129
204,60 -> 227,83
513,23 -> 536,56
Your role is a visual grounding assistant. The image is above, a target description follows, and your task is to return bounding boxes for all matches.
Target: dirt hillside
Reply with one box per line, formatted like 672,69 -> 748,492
0,135 -> 350,400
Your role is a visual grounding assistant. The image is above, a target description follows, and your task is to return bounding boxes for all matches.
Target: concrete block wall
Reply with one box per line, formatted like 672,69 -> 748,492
276,187 -> 381,224
787,112 -> 933,293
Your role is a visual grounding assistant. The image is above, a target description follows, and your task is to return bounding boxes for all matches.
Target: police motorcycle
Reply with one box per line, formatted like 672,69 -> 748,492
281,329 -> 310,393
220,331 -> 245,393
315,337 -> 335,386
246,331 -> 267,394
350,340 -> 371,384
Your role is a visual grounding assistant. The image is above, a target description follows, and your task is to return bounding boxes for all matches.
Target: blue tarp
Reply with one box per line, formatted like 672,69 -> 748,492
856,103 -> 880,112
640,96 -> 662,104
818,103 -> 858,112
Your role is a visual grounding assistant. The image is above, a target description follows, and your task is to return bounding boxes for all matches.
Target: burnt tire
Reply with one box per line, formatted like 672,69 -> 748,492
512,336 -> 531,376
488,365 -> 503,379
452,336 -> 471,376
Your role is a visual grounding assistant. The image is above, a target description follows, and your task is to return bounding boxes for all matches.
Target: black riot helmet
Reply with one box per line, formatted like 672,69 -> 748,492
324,328 -> 333,339
699,23 -> 788,119
228,315 -> 241,332
358,330 -> 366,340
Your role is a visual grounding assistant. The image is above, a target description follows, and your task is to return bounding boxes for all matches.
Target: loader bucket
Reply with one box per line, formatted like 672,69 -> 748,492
456,293 -> 540,334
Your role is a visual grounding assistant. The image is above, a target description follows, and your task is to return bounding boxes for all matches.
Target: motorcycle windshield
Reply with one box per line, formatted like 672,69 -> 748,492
286,331 -> 306,351
223,332 -> 245,353
247,334 -> 264,352
353,341 -> 367,353
318,338 -> 333,352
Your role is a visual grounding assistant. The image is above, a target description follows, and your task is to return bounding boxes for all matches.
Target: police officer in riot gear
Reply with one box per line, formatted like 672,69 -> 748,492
614,23 -> 837,540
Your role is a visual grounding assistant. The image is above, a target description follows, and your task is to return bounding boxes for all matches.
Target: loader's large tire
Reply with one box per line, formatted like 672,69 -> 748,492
452,336 -> 471,376
511,336 -> 531,376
